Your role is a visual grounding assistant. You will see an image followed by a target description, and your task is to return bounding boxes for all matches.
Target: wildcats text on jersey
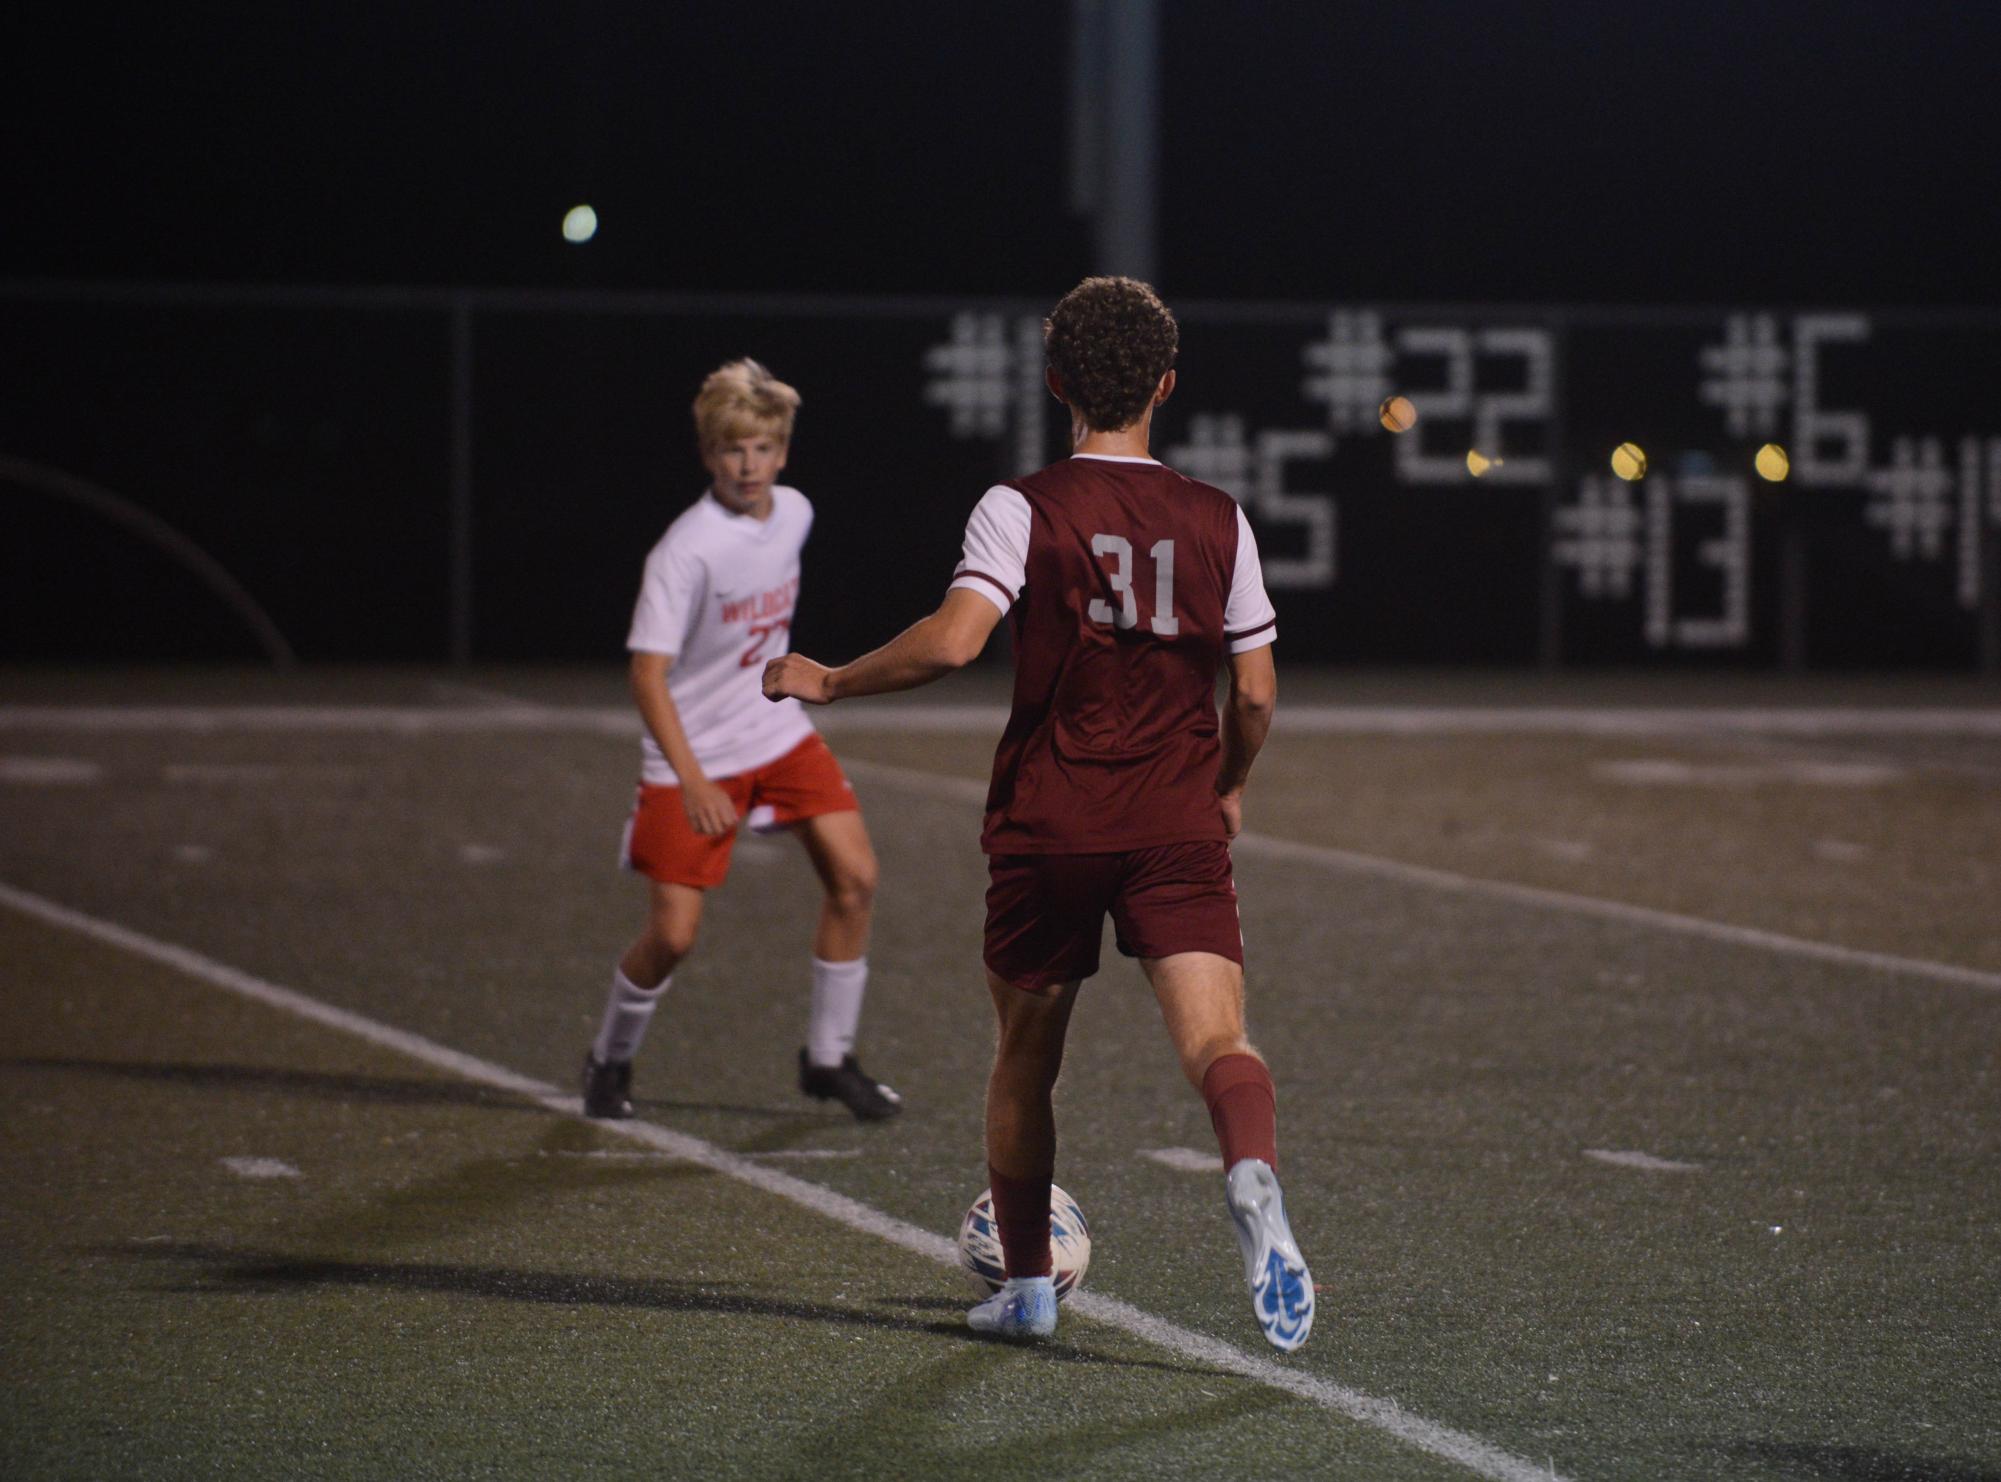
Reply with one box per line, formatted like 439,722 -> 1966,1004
627,484 -> 818,784
720,577 -> 800,626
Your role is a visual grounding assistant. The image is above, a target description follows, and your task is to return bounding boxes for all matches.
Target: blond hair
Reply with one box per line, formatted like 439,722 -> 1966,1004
691,358 -> 800,450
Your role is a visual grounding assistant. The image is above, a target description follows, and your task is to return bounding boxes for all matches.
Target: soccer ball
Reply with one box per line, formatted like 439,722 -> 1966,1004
956,1182 -> 1091,1300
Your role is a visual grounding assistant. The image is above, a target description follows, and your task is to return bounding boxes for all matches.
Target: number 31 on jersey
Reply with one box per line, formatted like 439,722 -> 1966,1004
1088,534 -> 1179,637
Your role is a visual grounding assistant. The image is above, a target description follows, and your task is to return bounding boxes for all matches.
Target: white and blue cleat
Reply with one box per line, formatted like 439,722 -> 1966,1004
966,1275 -> 1059,1340
1225,1158 -> 1315,1352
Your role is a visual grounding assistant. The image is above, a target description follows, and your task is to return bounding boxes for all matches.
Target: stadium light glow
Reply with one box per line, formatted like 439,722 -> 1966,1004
1379,395 -> 1417,433
1611,442 -> 1647,480
562,204 -> 598,244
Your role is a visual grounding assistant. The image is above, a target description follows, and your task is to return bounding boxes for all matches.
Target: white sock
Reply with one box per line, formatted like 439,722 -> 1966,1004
593,968 -> 669,1064
806,956 -> 868,1068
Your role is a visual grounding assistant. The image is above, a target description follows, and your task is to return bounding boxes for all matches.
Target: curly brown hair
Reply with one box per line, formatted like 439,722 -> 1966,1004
1043,276 -> 1179,433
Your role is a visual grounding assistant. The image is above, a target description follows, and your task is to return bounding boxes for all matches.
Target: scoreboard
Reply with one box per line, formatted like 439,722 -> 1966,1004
923,305 -> 2001,669
2,285 -> 1996,669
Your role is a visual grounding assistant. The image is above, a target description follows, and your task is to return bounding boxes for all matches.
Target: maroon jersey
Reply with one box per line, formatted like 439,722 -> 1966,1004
958,456 -> 1272,855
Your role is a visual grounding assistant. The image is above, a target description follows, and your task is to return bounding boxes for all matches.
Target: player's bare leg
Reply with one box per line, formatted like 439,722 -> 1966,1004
584,881 -> 703,1118
1145,950 -> 1252,1088
794,810 -> 876,961
968,972 -> 1079,1338
791,811 -> 899,1120
1143,951 -> 1314,1351
621,880 -> 704,988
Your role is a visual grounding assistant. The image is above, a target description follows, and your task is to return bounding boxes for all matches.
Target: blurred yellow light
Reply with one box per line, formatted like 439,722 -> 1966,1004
1610,442 -> 1647,481
1379,395 -> 1417,433
1755,443 -> 1790,482
1466,449 -> 1495,477
562,204 -> 598,243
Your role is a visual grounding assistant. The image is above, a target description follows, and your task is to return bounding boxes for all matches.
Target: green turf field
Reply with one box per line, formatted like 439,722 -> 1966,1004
2,667 -> 1997,1480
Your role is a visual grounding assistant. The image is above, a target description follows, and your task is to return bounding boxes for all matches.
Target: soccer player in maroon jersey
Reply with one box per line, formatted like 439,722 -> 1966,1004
763,277 -> 1312,1350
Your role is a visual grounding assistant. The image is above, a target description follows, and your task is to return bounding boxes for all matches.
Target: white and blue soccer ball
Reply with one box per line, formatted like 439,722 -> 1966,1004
957,1182 -> 1092,1300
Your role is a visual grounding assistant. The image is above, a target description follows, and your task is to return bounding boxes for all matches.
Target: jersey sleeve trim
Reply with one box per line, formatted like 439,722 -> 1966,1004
1223,506 -> 1278,643
951,484 -> 1031,615
1225,618 -> 1277,653
950,569 -> 1016,611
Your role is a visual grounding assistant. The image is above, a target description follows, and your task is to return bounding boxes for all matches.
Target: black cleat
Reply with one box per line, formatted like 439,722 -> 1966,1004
582,1053 -> 634,1119
798,1049 -> 903,1122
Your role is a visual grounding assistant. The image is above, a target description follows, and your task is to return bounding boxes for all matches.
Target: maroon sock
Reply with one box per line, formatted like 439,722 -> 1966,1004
1202,1052 -> 1278,1172
987,1164 -> 1054,1279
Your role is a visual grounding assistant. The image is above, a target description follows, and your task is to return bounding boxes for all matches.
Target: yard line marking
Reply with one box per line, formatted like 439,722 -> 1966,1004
1141,1147 -> 1226,1174
0,705 -> 632,735
841,759 -> 990,806
220,1156 -> 303,1180
741,1148 -> 866,1161
5,702 -> 2001,737
161,762 -> 293,783
834,759 -> 2001,996
0,879 -> 1565,1482
1583,1150 -> 1704,1174
426,680 -> 550,712
0,756 -> 102,784
1592,758 -> 1904,787
6,697 -> 1987,990
0,884 -> 553,1101
1226,829 -> 2001,996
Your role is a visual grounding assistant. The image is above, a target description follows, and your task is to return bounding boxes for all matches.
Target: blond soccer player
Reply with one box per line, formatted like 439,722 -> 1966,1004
583,359 -> 901,1123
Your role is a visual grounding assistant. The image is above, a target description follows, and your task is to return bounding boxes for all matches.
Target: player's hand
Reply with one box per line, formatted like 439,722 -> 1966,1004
1218,790 -> 1245,840
681,777 -> 738,837
763,654 -> 833,705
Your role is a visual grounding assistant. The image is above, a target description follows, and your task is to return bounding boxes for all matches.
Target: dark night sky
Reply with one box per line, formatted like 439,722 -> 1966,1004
5,1 -> 1999,305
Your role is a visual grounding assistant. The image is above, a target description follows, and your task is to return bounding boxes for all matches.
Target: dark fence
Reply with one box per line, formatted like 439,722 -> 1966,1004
3,283 -> 1997,670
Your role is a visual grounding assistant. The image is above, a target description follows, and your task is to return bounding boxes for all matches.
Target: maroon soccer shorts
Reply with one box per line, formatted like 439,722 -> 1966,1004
983,840 -> 1244,990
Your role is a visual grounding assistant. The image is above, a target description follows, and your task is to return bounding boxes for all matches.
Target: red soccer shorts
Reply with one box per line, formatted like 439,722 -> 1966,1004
983,840 -> 1244,990
621,732 -> 858,889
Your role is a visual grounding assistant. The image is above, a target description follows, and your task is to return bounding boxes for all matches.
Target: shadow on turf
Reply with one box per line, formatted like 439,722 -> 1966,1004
1722,1441 -> 2001,1482
639,1097 -> 847,1121
8,1057 -> 553,1112
106,1242 -> 1224,1376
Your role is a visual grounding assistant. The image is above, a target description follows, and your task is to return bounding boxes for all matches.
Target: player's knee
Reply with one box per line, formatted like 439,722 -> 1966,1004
994,1024 -> 1068,1090
827,860 -> 877,919
650,917 -> 699,966
994,1047 -> 1064,1099
1182,1034 -> 1253,1087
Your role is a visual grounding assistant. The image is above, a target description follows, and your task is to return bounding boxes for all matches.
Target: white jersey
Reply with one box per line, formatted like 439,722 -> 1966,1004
626,485 -> 817,785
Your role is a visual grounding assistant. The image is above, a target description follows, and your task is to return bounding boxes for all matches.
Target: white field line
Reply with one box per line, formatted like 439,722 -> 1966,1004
5,697 -> 1993,994
15,692 -> 1984,996
1224,829 -> 2001,996
1141,1147 -> 1226,1174
0,880 -> 1565,1482
833,755 -> 2001,996
1582,1150 -> 1704,1174
0,756 -> 103,783
5,702 -> 2001,737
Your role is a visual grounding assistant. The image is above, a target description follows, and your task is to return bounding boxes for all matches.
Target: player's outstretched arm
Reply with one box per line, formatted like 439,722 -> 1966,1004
1215,645 -> 1277,839
763,589 -> 1002,705
631,651 -> 737,835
